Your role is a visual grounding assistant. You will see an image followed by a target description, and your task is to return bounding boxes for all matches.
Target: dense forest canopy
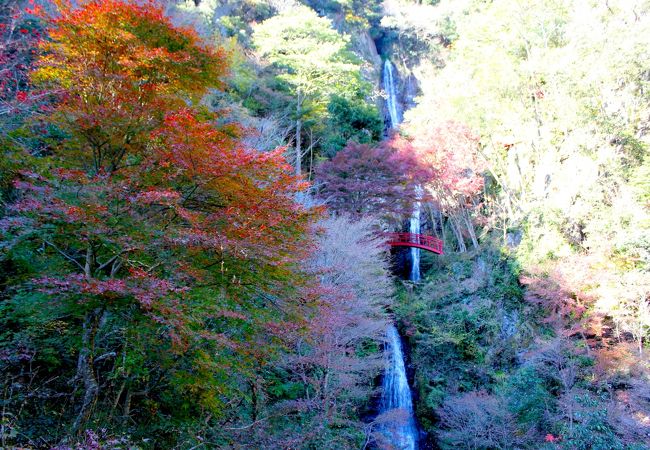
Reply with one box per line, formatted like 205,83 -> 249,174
0,0 -> 648,449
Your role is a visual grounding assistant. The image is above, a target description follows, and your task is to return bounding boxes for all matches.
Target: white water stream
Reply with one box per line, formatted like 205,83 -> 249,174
380,59 -> 419,449
409,186 -> 422,282
383,59 -> 401,128
380,325 -> 419,449
383,59 -> 421,282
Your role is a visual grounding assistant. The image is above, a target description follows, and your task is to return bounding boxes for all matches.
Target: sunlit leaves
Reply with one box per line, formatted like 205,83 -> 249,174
252,5 -> 362,101
32,0 -> 228,175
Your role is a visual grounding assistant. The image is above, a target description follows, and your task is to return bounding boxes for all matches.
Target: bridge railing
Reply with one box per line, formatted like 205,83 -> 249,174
385,232 -> 444,254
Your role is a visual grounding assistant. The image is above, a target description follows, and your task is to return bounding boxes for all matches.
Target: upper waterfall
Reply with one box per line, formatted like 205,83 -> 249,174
383,60 -> 402,128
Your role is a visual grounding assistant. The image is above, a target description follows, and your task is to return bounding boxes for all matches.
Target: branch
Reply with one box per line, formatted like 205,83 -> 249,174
93,352 -> 116,363
181,184 -> 200,206
95,248 -> 137,274
44,240 -> 85,272
222,413 -> 285,431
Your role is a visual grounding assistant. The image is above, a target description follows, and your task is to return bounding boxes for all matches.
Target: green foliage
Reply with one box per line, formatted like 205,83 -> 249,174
411,0 -> 650,268
2,0 -> 647,447
0,1 -> 318,447
502,365 -> 555,429
322,95 -> 383,157
395,245 -> 538,433
630,156 -> 650,208
266,368 -> 305,400
253,6 -> 364,103
387,1 -> 650,447
251,5 -> 377,173
560,395 -> 625,450
0,144 -> 18,213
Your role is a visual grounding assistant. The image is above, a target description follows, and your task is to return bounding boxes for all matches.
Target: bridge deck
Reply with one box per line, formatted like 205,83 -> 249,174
385,232 -> 444,254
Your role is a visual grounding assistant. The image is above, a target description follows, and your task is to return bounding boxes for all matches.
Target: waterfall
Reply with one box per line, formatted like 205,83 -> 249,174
379,325 -> 419,450
382,59 -> 421,282
383,60 -> 401,128
380,59 -> 420,449
409,194 -> 421,282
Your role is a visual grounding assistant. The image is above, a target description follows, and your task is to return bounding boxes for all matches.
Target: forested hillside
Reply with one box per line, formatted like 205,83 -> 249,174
0,0 -> 648,449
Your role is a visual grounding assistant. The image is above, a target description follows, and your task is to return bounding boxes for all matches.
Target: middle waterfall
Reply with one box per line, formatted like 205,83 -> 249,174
409,191 -> 422,282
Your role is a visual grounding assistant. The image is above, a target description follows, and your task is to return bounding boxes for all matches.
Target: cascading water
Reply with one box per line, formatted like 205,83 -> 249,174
379,325 -> 419,450
380,59 -> 420,449
409,187 -> 422,282
383,59 -> 401,128
383,59 -> 421,282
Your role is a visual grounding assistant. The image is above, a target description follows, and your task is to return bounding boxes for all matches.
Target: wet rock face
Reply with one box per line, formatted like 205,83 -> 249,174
355,29 -> 382,70
506,230 -> 523,248
337,26 -> 383,106
403,71 -> 420,110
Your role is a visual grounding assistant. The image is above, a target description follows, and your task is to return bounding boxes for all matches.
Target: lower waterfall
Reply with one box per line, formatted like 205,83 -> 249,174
379,325 -> 419,450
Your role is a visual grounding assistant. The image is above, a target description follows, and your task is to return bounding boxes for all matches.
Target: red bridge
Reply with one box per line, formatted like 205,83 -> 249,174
385,232 -> 444,254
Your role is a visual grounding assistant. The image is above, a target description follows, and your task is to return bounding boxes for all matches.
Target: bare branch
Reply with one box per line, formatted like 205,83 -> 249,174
43,240 -> 85,272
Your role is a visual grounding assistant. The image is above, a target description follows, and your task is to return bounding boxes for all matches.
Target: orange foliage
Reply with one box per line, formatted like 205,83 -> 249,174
11,0 -> 318,359
150,109 -> 316,267
33,0 -> 228,174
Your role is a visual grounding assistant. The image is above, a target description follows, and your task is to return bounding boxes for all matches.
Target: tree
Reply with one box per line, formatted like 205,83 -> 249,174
316,123 -> 484,251
315,140 -> 419,219
389,122 -> 484,251
252,5 -> 367,176
0,0 -> 315,443
437,391 -> 521,449
0,0 -> 45,122
220,215 -> 392,448
290,216 -> 391,447
32,0 -> 227,176
605,270 -> 650,357
322,95 -> 383,158
0,0 -> 49,210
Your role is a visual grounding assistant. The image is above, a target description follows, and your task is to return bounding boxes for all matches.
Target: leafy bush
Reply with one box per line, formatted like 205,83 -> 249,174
502,365 -> 556,430
560,394 -> 625,450
322,95 -> 383,157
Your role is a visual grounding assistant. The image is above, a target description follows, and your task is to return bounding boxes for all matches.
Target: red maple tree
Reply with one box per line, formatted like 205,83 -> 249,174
2,0 -> 318,430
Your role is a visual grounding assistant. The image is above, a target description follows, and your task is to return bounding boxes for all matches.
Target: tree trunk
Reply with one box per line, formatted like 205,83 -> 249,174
72,307 -> 105,433
428,205 -> 441,239
251,378 -> 266,422
438,209 -> 446,249
295,118 -> 302,176
638,320 -> 644,358
462,206 -> 479,250
450,216 -> 466,253
123,388 -> 132,420
84,245 -> 93,280
308,130 -> 314,182
295,93 -> 302,176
